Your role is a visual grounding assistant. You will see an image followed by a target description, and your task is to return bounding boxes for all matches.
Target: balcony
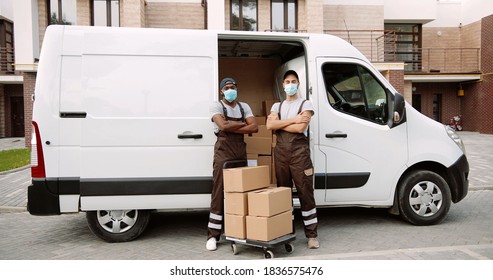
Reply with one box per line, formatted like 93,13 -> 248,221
324,30 -> 480,74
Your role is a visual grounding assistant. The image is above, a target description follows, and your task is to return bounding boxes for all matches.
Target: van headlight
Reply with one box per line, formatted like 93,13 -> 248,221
445,125 -> 466,154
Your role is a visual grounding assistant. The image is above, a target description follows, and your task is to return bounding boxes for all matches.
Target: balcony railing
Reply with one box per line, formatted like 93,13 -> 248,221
264,29 -> 308,33
324,29 -> 396,62
405,48 -> 480,73
324,29 -> 480,73
0,47 -> 15,74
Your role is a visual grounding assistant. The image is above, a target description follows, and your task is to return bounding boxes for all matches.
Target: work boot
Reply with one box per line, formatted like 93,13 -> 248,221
308,237 -> 320,249
206,237 -> 217,251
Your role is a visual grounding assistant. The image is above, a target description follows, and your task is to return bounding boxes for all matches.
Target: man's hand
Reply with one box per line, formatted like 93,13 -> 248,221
294,113 -> 310,124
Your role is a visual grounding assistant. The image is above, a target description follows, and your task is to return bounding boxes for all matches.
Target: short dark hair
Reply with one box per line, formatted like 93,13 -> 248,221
283,70 -> 299,81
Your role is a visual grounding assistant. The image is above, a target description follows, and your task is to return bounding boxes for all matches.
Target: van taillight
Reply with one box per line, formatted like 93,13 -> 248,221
31,121 -> 46,178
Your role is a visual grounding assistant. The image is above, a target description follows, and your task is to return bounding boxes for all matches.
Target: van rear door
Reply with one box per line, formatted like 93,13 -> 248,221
315,57 -> 408,204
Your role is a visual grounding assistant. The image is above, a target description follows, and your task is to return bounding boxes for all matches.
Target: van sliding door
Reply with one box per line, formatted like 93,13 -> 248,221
79,29 -> 218,210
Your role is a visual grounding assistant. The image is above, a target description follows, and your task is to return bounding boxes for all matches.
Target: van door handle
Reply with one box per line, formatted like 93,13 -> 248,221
178,134 -> 203,139
326,133 -> 347,138
60,112 -> 87,118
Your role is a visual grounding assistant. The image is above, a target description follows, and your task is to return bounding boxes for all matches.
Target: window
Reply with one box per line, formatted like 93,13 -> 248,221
271,0 -> 297,32
48,0 -> 77,25
231,0 -> 257,31
0,19 -> 14,73
93,0 -> 120,27
385,24 -> 422,72
322,63 -> 389,124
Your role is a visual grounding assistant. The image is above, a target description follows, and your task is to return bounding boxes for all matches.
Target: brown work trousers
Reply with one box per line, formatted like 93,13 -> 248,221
274,130 -> 318,238
207,132 -> 246,240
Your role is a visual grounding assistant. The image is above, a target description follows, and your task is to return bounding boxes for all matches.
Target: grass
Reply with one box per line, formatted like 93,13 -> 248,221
0,148 -> 31,172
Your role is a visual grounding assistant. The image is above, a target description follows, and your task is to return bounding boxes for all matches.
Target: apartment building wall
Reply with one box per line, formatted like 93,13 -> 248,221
323,4 -> 383,31
0,85 -> 4,137
463,14 -> 493,134
322,4 -> 383,61
422,27 -> 462,72
38,0 -> 48,54
23,73 -> 36,145
413,82 -> 460,125
77,0 -> 91,26
0,84 -> 24,138
146,0 -> 204,29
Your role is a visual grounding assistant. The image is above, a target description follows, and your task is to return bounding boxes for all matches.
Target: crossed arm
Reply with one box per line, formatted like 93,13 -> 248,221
212,114 -> 258,134
266,110 -> 313,134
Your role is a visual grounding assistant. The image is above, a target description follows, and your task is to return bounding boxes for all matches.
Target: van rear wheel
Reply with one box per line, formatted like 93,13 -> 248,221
86,209 -> 151,242
398,170 -> 451,225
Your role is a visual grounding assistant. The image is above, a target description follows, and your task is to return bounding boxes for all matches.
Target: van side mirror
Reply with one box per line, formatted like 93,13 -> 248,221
392,92 -> 406,126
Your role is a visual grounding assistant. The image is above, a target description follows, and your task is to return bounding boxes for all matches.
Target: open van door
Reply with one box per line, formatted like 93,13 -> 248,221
315,58 -> 408,204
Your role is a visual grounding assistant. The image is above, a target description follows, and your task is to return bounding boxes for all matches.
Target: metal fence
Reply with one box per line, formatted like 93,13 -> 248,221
324,29 -> 480,73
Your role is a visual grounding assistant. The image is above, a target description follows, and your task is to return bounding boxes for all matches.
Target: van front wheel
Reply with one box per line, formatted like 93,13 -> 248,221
86,209 -> 151,242
398,170 -> 451,225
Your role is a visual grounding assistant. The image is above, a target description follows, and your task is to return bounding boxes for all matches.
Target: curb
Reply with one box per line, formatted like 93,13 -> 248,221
0,164 -> 30,176
0,206 -> 27,213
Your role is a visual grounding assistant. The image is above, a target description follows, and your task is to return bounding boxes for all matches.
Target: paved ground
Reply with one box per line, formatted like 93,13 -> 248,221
0,132 -> 492,261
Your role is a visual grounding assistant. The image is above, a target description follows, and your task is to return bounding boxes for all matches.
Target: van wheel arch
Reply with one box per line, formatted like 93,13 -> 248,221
86,209 -> 151,242
397,169 -> 451,225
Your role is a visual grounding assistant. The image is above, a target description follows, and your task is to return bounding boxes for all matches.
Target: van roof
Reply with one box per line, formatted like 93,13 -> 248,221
45,25 -> 368,63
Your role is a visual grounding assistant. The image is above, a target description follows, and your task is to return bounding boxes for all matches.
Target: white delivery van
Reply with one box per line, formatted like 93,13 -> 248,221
28,25 -> 469,242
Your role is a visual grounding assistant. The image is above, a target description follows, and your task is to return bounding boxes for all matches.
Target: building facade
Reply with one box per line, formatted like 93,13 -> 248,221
1,0 -> 492,146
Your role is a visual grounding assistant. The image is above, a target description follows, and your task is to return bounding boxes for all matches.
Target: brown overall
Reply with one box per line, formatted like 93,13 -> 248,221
274,100 -> 318,238
208,102 -> 247,240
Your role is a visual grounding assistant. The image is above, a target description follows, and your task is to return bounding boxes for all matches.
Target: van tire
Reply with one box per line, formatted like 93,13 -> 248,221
86,210 -> 151,242
398,170 -> 451,225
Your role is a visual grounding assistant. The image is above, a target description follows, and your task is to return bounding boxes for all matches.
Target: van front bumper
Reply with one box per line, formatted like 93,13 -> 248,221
447,154 -> 469,203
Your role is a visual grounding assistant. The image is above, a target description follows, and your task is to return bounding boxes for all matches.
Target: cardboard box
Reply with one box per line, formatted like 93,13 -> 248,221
224,192 -> 248,215
248,187 -> 292,217
246,210 -> 292,241
257,155 -> 271,167
252,125 -> 272,138
225,214 -> 246,239
255,116 -> 266,125
244,136 -> 272,155
262,100 -> 279,116
223,166 -> 270,193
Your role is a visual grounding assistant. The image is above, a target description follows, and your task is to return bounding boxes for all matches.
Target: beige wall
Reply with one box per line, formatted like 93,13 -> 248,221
77,0 -> 91,26
460,20 -> 481,49
299,0 -> 324,33
121,0 -> 146,27
146,2 -> 205,29
38,0 -> 48,54
323,5 -> 383,31
422,26 -> 480,72
258,0 -> 270,32
0,84 -> 4,137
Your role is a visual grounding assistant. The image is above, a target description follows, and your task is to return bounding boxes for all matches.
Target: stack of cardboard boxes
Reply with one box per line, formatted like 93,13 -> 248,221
224,165 -> 292,241
245,99 -> 279,184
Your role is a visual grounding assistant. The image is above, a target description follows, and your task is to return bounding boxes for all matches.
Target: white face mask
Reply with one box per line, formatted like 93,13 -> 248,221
284,84 -> 298,96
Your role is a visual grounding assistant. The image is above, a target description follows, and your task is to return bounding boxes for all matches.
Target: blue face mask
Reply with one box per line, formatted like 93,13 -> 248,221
223,89 -> 238,102
284,84 -> 298,96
